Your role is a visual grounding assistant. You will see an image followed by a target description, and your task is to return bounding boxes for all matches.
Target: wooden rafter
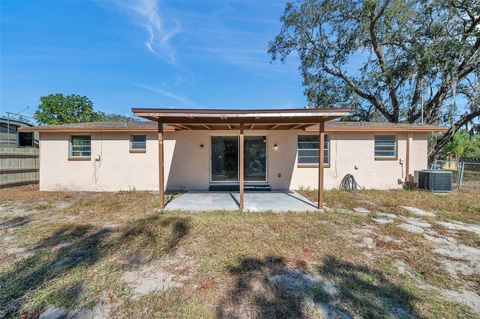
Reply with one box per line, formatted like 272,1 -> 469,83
291,124 -> 314,130
171,124 -> 192,130
290,124 -> 306,130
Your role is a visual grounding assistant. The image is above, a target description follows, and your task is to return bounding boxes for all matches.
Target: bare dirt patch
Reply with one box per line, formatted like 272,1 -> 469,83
1,186 -> 479,318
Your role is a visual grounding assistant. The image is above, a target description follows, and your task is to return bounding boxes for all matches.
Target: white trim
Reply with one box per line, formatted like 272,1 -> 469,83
374,134 -> 397,159
297,133 -> 330,166
129,134 -> 147,151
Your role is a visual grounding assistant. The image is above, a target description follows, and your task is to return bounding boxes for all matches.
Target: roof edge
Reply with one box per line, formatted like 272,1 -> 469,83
19,123 -> 448,133
131,107 -> 352,114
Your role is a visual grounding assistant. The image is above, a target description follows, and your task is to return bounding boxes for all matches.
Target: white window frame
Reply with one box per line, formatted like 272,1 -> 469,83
130,134 -> 147,152
297,134 -> 329,166
374,135 -> 397,159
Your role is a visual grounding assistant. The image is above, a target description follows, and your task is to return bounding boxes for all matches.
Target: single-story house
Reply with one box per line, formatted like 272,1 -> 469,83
20,108 -> 447,209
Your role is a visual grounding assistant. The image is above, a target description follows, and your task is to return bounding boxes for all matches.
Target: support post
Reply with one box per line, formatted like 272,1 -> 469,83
239,124 -> 244,210
406,132 -> 412,182
158,121 -> 165,209
318,121 -> 325,209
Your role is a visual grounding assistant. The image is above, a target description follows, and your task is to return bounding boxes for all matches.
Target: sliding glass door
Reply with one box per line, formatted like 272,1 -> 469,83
211,136 -> 239,182
244,136 -> 267,181
211,136 -> 267,182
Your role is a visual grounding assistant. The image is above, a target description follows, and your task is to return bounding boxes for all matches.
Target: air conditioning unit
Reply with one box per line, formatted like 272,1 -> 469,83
415,170 -> 452,192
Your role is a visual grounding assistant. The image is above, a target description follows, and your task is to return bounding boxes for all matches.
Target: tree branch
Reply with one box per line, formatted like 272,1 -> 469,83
368,0 -> 400,121
322,64 -> 395,122
407,72 -> 424,123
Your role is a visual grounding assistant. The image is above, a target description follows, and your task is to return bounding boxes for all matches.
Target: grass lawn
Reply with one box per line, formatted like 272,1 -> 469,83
0,186 -> 479,318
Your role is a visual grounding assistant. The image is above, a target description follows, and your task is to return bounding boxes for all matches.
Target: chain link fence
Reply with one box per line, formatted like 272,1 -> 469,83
432,159 -> 480,190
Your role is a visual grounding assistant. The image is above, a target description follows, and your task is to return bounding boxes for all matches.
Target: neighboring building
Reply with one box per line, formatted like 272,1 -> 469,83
0,117 -> 38,148
21,108 -> 446,206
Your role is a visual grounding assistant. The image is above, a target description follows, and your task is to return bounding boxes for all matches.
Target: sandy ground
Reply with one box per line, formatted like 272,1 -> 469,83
1,187 -> 479,318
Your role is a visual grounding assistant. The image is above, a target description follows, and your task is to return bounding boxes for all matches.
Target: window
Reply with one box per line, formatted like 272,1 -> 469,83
297,135 -> 329,165
130,135 -> 146,152
374,135 -> 396,158
18,132 -> 34,147
70,135 -> 91,157
0,123 -> 17,134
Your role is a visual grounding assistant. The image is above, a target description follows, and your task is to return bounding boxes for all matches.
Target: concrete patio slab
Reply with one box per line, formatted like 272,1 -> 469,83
164,191 -> 318,212
165,192 -> 239,211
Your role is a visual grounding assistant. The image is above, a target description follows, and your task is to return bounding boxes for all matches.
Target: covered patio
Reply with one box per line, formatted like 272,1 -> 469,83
132,108 -> 350,210
164,191 -> 318,212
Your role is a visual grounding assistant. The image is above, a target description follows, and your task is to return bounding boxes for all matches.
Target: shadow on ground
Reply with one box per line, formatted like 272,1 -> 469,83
217,255 -> 422,319
0,216 -> 32,230
0,214 -> 190,318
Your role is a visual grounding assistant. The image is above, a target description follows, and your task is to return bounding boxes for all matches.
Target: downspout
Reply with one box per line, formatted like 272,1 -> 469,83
406,133 -> 412,182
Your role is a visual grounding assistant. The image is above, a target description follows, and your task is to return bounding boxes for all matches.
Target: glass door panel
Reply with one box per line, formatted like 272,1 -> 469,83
211,136 -> 239,182
245,136 -> 267,182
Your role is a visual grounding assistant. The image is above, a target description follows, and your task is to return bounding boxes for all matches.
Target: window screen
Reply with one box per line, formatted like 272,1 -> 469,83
374,135 -> 396,158
130,135 -> 146,151
297,135 -> 329,165
70,135 -> 91,157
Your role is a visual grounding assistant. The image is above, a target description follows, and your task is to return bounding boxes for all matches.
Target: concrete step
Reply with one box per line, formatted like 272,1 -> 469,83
208,184 -> 272,192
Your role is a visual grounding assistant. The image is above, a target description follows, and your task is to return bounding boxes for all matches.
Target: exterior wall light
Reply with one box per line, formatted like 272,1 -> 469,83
200,144 -> 204,148
273,144 -> 278,150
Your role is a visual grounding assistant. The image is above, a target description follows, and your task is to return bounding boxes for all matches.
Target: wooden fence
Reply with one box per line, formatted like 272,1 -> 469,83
0,147 -> 39,188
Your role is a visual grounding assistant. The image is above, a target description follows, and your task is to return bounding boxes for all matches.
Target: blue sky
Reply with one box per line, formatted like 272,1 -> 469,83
1,0 -> 304,119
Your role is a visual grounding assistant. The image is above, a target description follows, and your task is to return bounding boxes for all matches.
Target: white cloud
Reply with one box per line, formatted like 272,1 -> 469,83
130,82 -> 194,106
114,0 -> 180,64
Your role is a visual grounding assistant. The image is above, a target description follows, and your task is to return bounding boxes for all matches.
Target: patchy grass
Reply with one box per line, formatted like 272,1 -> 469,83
299,188 -> 480,223
0,186 -> 479,318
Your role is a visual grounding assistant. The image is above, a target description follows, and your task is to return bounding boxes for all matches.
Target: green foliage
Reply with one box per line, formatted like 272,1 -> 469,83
442,131 -> 480,159
269,0 -> 479,124
34,94 -> 105,125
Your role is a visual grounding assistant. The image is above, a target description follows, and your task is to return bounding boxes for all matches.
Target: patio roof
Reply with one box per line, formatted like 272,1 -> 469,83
19,120 -> 447,133
130,108 -> 342,210
132,107 -> 350,130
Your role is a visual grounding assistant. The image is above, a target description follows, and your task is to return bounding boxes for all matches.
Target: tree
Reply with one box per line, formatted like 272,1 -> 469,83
34,94 -> 105,125
268,0 -> 480,162
442,131 -> 480,159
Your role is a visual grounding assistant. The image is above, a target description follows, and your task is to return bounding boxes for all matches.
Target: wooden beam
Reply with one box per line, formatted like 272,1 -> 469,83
227,124 -> 232,130
158,121 -> 165,209
295,124 -> 315,130
171,124 -> 192,130
290,123 -> 307,130
250,124 -> 255,129
406,132 -> 412,182
200,124 -> 212,130
152,116 -> 333,125
271,124 -> 281,129
239,124 -> 245,210
318,121 -> 325,209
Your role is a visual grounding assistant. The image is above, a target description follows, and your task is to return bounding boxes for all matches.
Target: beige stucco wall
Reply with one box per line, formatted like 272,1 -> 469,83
38,130 -> 428,191
291,132 -> 428,190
